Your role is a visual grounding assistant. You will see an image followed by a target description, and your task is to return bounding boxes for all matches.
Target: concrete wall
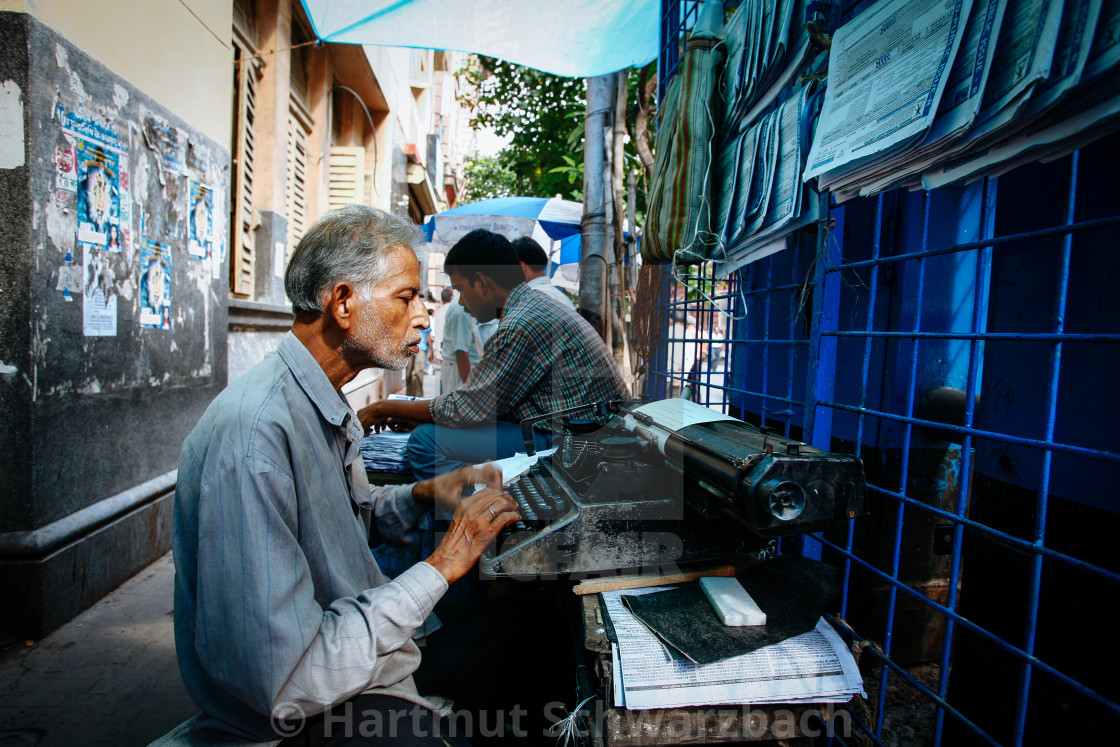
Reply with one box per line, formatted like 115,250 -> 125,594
0,12 -> 231,636
0,0 -> 232,145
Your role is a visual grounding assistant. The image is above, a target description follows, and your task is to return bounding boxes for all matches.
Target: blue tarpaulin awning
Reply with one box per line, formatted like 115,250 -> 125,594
298,0 -> 659,77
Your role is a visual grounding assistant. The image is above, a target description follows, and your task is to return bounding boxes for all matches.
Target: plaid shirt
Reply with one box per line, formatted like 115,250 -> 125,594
429,283 -> 629,427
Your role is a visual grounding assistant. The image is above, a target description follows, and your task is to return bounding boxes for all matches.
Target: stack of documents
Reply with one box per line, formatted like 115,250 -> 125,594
803,0 -> 1120,199
720,0 -> 814,133
360,431 -> 412,474
603,587 -> 865,710
715,76 -> 824,275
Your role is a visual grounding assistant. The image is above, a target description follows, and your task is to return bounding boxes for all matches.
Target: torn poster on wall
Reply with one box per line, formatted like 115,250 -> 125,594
82,244 -> 117,336
141,107 -> 188,176
188,180 -> 212,260
76,138 -> 121,252
56,104 -> 126,154
118,153 -> 132,253
139,238 -> 172,330
55,140 -> 77,192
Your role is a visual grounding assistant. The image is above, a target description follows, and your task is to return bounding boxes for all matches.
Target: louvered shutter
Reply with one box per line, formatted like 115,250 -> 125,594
286,105 -> 311,262
231,48 -> 260,297
329,147 -> 365,210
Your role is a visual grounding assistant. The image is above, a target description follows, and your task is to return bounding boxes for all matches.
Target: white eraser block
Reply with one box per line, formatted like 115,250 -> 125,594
699,576 -> 767,627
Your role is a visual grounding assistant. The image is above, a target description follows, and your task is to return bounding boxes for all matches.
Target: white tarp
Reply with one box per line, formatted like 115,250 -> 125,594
298,0 -> 659,77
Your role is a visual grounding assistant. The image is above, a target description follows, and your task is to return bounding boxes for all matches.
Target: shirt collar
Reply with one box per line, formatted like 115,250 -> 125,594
505,282 -> 534,311
277,331 -> 360,437
526,276 -> 550,289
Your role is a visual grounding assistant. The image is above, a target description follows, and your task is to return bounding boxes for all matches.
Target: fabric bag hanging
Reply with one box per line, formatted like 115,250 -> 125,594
642,0 -> 726,265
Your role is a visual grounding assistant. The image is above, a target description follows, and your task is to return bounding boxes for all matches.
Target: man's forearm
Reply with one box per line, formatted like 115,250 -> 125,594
382,398 -> 435,423
455,350 -> 471,381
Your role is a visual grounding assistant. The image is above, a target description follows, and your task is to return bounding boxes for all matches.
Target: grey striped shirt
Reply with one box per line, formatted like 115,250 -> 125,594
174,331 -> 447,744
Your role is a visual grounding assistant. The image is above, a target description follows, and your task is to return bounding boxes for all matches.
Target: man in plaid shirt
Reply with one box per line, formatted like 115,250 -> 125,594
359,229 -> 628,480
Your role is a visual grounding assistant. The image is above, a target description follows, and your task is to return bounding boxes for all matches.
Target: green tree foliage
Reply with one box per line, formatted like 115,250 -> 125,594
459,57 -> 586,200
460,153 -> 518,203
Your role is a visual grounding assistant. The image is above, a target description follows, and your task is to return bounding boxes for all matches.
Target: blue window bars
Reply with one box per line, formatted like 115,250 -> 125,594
653,1 -> 1120,744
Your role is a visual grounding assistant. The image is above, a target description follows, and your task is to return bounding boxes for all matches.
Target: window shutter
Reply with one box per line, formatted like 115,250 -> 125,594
286,105 -> 311,262
329,147 -> 365,210
231,47 -> 259,297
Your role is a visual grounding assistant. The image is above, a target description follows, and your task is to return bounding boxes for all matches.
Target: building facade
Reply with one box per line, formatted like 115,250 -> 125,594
0,0 -> 474,636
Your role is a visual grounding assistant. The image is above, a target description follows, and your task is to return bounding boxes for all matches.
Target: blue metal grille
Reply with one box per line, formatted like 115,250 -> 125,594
654,6 -> 1120,746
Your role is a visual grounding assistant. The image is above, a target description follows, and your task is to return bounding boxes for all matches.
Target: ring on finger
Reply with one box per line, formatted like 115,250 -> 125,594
486,505 -> 498,520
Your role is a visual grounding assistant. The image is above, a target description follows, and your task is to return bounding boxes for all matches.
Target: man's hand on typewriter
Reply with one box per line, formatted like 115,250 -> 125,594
425,488 -> 519,583
412,464 -> 503,514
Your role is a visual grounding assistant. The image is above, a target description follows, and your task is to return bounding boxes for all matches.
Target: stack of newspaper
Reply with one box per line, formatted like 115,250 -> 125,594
712,0 -> 825,274
803,0 -> 1120,201
603,587 -> 865,710
360,431 -> 412,474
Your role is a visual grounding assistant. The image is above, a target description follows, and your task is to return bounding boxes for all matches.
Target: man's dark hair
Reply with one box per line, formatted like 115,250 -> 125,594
443,229 -> 524,290
440,287 -> 454,303
512,236 -> 549,272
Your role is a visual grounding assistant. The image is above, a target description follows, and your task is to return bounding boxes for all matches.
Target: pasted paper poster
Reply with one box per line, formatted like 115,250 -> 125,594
82,244 -> 117,336
188,180 -> 213,259
139,239 -> 172,330
76,138 -> 122,252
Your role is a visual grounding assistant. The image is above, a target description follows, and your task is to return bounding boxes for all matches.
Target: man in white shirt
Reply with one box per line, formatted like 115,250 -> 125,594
512,236 -> 573,308
428,288 -> 453,364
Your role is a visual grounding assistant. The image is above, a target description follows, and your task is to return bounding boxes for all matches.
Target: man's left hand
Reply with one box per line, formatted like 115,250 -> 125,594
412,463 -> 504,514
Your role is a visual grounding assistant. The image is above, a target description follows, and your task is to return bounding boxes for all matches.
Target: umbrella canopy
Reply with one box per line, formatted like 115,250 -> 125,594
297,0 -> 658,78
422,196 -> 582,247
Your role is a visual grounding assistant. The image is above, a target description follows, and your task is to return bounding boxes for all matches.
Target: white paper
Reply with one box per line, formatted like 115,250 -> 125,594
602,587 -> 865,710
82,244 -> 117,337
631,398 -> 735,432
273,241 -> 286,278
475,447 -> 558,486
804,0 -> 974,180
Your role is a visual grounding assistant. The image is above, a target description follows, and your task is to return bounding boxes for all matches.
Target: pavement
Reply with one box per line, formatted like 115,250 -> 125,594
0,552 -> 197,746
0,369 -> 444,747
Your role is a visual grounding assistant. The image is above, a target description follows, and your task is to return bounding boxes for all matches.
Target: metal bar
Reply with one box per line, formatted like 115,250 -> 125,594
1011,151 -> 1078,746
862,483 -> 1120,584
825,330 -> 1120,343
815,534 -> 1120,719
816,400 -> 1120,464
760,255 -> 774,427
663,336 -> 809,345
934,176 -> 994,745
877,192 -> 930,736
859,646 -> 1003,747
828,214 -> 1120,272
647,371 -> 806,408
785,237 -> 801,439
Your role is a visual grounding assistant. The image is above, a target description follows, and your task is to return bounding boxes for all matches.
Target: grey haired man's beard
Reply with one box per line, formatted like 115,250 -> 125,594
342,313 -> 413,371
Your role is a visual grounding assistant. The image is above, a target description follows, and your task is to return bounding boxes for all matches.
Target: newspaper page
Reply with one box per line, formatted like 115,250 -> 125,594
1023,0 -> 1102,114
804,0 -> 974,181
922,80 -> 1120,189
741,112 -> 780,237
977,0 -> 1063,116
604,588 -> 864,710
744,97 -> 799,238
924,0 -> 1009,142
851,0 -> 1010,197
723,122 -> 761,244
1084,0 -> 1120,80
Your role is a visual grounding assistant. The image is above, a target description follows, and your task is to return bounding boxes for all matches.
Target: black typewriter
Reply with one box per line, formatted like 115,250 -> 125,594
481,397 -> 868,577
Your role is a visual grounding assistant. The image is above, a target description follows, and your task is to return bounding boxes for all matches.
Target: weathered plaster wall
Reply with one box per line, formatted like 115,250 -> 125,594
0,0 -> 231,145
0,14 -> 231,635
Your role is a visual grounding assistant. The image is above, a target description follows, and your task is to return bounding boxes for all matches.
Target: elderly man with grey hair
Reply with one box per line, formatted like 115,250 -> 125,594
173,205 -> 519,745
